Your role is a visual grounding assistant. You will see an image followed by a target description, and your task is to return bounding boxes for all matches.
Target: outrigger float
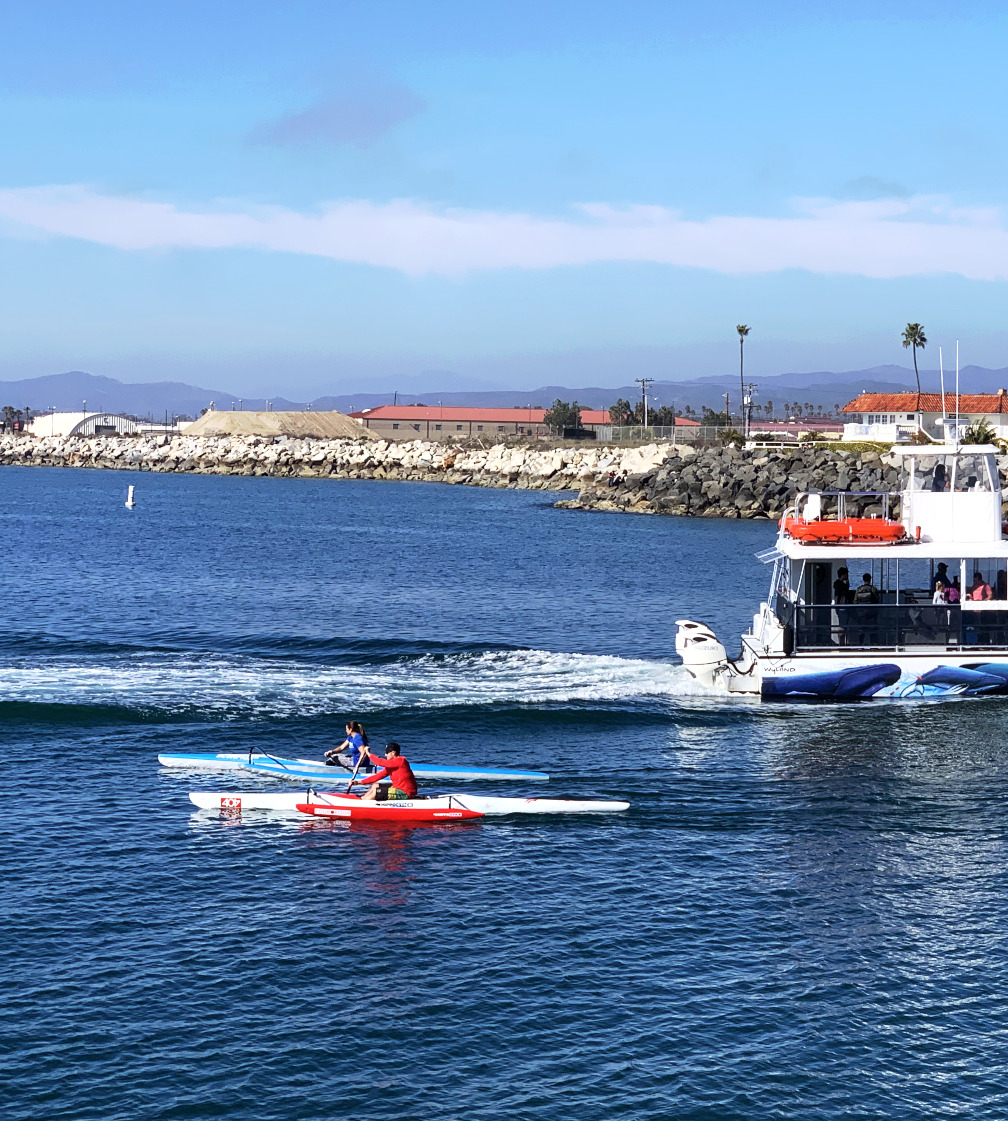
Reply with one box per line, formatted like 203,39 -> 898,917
676,444 -> 1008,699
189,789 -> 629,819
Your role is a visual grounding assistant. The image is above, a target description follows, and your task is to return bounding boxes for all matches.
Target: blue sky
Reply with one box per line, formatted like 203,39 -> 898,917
1,1 -> 1006,396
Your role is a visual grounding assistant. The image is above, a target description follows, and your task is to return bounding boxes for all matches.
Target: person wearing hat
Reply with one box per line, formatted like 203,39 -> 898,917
357,742 -> 418,801
931,562 -> 951,595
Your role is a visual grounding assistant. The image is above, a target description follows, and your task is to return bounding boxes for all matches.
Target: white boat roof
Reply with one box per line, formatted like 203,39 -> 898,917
777,538 -> 1008,560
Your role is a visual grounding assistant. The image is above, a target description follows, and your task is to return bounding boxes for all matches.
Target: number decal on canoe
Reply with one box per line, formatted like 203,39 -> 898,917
220,796 -> 242,811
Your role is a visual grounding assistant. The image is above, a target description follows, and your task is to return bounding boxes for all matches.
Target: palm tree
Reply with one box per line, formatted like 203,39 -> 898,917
902,322 -> 927,406
737,324 -> 750,432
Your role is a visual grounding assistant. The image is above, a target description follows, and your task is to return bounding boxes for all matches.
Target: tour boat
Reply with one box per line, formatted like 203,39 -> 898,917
188,789 -> 629,816
676,444 -> 1008,699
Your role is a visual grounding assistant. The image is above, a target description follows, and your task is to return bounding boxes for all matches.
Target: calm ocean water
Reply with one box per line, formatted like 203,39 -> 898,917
4,465 -> 1008,1120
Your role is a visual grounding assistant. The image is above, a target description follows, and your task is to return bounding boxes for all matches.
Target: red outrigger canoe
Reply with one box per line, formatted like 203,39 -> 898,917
296,793 -> 484,823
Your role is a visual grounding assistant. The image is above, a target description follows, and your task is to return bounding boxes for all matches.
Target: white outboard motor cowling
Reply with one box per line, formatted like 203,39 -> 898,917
674,619 -> 730,689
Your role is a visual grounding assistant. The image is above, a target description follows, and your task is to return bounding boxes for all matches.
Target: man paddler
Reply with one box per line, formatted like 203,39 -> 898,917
357,742 -> 418,801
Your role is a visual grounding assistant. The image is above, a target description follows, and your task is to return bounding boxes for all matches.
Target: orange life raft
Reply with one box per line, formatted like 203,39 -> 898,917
782,516 -> 910,545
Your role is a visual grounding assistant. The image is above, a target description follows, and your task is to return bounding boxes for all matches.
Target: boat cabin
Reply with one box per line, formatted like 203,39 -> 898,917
759,445 -> 1008,653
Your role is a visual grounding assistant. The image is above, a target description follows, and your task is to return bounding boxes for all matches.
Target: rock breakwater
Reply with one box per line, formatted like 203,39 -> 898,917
4,433 -> 1004,520
0,433 -> 668,491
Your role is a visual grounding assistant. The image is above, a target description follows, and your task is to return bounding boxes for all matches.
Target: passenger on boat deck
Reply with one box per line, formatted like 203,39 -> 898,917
357,742 -> 418,801
932,580 -> 947,604
930,562 -> 951,593
970,572 -> 993,601
832,566 -> 852,604
853,573 -> 880,604
947,578 -> 961,605
932,463 -> 949,491
997,570 -> 1007,600
325,720 -> 370,769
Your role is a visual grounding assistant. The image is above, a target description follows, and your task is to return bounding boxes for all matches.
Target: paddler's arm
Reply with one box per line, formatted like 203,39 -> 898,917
325,736 -> 351,759
357,766 -> 390,787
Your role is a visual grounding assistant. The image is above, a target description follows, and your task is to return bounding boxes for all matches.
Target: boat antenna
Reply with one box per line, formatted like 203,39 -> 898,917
939,346 -> 946,439
955,339 -> 960,446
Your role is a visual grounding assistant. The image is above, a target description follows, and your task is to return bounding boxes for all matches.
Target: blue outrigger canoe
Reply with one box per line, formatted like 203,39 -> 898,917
158,751 -> 549,783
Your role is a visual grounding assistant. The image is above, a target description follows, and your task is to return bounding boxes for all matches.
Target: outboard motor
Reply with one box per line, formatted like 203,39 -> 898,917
674,619 -> 730,688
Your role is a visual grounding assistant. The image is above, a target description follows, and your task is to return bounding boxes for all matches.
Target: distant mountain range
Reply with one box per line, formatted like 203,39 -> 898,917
2,365 -> 1007,419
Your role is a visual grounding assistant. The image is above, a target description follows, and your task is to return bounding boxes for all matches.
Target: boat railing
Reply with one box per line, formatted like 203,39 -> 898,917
791,603 -> 1008,651
791,490 -> 900,522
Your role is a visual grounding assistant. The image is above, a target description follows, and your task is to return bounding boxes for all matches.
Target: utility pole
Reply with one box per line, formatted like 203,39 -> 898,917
635,377 -> 654,426
743,382 -> 758,439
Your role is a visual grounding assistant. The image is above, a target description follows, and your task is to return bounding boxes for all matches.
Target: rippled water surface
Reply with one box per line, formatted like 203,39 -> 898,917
4,466 -> 1008,1120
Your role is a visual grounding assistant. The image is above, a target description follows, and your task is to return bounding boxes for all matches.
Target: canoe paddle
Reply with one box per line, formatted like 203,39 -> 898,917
345,749 -> 368,794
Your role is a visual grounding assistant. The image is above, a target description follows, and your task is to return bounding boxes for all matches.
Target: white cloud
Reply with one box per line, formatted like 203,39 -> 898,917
1,184 -> 1007,280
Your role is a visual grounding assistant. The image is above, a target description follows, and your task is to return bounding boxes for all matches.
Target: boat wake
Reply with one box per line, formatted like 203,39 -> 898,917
0,648 -> 711,718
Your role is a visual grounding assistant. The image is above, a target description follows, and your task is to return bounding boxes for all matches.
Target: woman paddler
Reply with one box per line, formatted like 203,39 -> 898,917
325,720 -> 369,769
356,742 -> 418,801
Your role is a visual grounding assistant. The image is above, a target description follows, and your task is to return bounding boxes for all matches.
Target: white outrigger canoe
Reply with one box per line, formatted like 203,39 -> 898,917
189,789 -> 629,817
159,752 -> 549,783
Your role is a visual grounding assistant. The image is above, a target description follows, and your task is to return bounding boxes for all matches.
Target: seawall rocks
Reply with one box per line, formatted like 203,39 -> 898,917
0,433 -> 660,493
4,434 -> 1006,520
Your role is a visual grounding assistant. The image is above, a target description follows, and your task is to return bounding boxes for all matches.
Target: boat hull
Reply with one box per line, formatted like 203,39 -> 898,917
746,649 -> 1008,700
189,790 -> 629,815
297,797 -> 484,823
159,752 -> 549,783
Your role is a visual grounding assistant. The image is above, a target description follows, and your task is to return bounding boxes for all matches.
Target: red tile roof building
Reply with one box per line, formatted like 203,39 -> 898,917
350,404 -> 698,441
841,389 -> 1008,441
842,391 -> 1008,415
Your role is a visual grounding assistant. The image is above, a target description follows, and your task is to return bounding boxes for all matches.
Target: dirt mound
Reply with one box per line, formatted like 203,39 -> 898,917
184,410 -> 374,440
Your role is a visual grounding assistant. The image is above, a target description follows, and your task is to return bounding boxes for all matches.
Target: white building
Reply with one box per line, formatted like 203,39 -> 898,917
841,391 -> 1008,442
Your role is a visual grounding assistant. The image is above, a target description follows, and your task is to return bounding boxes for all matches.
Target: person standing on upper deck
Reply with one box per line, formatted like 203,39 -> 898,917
832,567 -> 852,645
853,573 -> 880,605
931,563 -> 951,594
970,572 -> 993,601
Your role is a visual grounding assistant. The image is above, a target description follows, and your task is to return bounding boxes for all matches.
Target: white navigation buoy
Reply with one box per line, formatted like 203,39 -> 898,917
125,485 -> 136,509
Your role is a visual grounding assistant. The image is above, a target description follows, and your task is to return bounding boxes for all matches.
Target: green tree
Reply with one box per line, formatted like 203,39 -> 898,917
764,401 -> 773,418
543,399 -> 582,433
962,418 -> 996,444
609,398 -> 633,425
902,322 -> 927,403
2,405 -> 14,431
650,405 -> 677,426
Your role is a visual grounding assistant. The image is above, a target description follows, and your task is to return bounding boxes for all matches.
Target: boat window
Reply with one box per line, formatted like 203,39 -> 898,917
910,455 -> 953,492
965,560 -> 1006,599
953,453 -> 992,492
